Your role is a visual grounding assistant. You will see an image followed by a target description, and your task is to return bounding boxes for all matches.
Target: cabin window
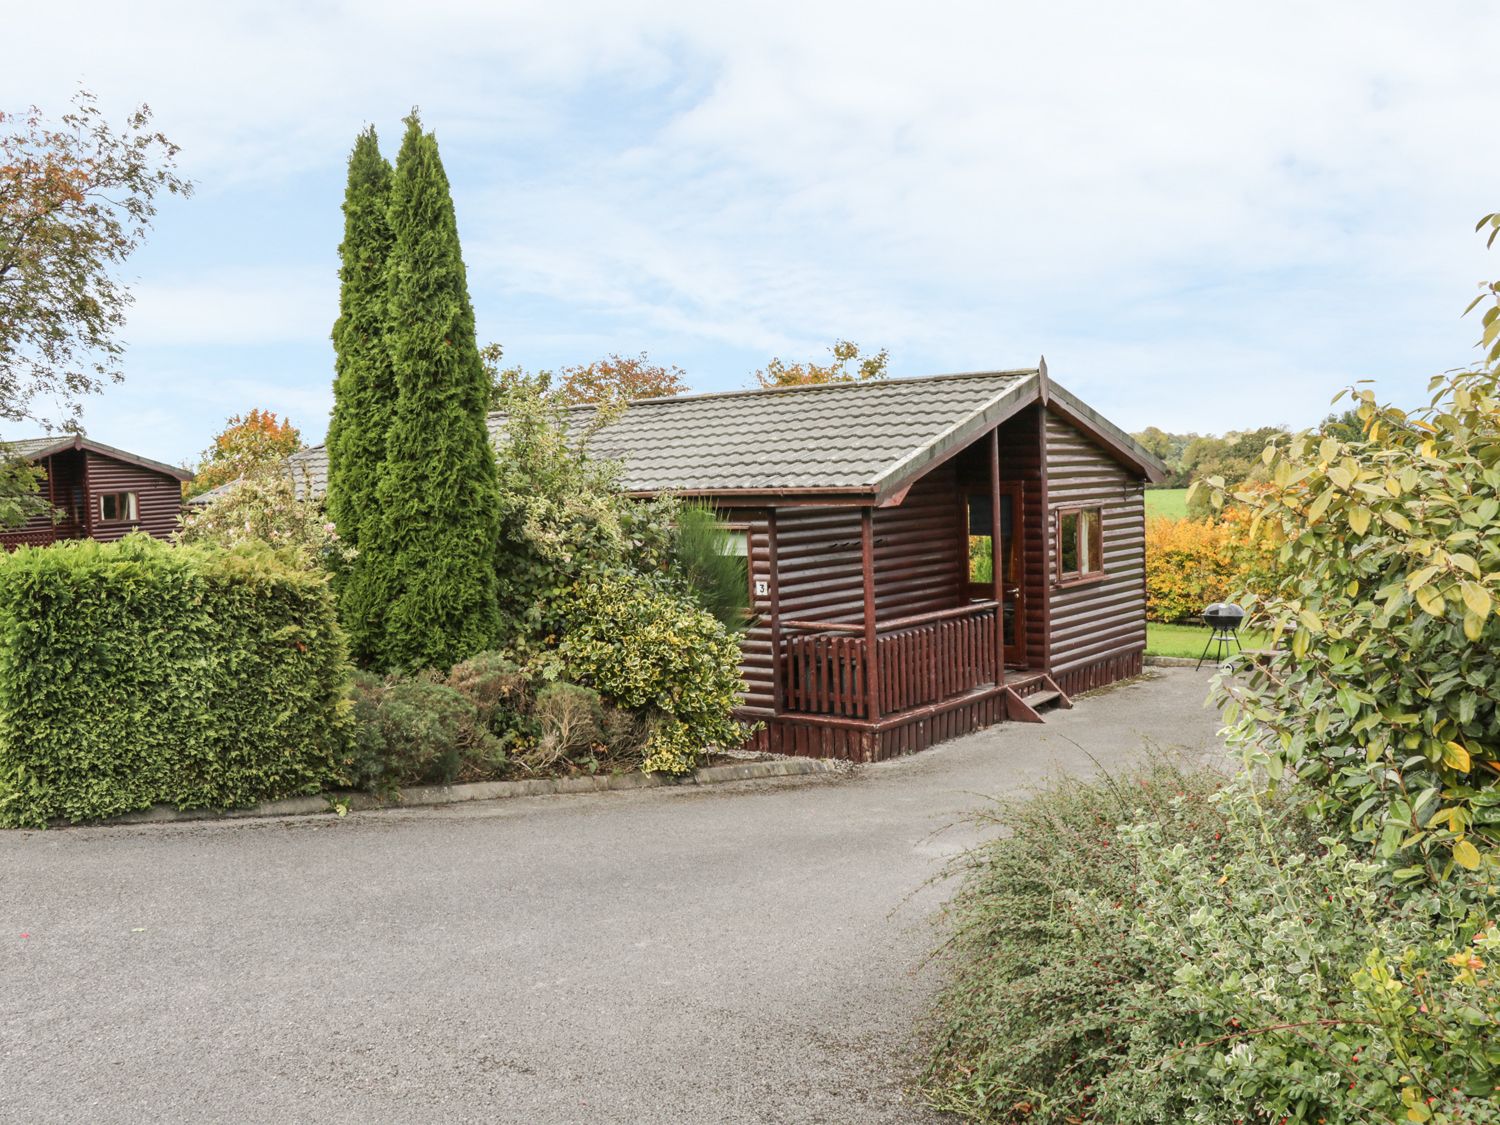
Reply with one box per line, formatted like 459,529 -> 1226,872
720,525 -> 756,602
99,492 -> 138,523
1056,507 -> 1103,583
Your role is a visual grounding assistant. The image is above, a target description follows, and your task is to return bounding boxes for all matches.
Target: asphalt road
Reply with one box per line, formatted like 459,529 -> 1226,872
1,668 -> 1227,1124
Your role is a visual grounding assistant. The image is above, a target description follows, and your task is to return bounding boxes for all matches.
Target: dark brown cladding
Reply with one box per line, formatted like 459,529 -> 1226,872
0,445 -> 189,550
1042,410 -> 1148,691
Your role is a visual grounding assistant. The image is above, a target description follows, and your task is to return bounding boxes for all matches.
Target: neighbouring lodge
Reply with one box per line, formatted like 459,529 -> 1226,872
231,363 -> 1165,762
0,435 -> 192,549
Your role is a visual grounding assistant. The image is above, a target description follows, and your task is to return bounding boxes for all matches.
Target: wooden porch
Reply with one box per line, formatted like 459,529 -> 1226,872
781,601 -> 1000,719
748,423 -> 1071,762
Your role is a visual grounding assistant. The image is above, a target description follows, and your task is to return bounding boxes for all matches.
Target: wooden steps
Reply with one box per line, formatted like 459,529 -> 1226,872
1001,674 -> 1072,723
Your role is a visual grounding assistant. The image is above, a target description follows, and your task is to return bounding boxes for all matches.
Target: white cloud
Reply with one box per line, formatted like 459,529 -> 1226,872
125,268 -> 334,347
6,0 -> 1500,453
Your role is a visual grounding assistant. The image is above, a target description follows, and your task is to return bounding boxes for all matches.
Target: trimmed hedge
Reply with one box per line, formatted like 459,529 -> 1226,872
0,535 -> 351,827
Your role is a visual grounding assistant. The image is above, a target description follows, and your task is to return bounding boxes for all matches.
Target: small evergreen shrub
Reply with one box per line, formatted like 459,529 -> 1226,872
671,501 -> 750,630
446,649 -> 536,747
0,536 -> 351,827
345,672 -> 501,791
555,574 -> 749,774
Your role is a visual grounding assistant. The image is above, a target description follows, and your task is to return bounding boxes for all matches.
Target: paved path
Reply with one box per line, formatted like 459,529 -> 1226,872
1,669 -> 1226,1124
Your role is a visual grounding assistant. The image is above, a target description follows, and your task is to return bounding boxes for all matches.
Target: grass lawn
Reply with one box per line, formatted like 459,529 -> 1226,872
1144,487 -> 1189,519
1146,621 -> 1271,658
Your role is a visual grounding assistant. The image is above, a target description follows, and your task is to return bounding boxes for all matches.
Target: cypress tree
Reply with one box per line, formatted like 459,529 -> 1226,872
326,127 -> 395,662
369,113 -> 501,669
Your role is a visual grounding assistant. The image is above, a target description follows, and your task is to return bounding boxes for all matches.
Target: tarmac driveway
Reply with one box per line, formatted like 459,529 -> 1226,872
1,668 -> 1226,1124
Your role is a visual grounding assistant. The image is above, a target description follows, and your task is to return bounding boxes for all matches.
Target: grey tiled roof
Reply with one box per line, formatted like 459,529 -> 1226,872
580,370 -> 1038,492
194,367 -> 1174,505
194,370 -> 1045,504
3,437 -> 69,458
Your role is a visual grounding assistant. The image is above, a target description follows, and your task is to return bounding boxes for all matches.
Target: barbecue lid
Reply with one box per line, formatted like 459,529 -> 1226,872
1203,602 -> 1246,620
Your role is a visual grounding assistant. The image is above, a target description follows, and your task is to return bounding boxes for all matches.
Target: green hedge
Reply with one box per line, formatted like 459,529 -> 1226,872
0,535 -> 351,827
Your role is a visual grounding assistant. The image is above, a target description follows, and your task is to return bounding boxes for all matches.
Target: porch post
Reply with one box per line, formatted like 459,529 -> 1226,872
767,509 -> 784,717
861,506 -> 881,724
82,451 -> 93,539
989,429 -> 1006,685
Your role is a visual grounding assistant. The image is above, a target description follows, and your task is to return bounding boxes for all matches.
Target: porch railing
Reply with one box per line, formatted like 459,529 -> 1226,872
781,601 -> 999,719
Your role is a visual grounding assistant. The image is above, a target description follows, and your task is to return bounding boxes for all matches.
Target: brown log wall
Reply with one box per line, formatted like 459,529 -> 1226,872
82,451 -> 184,543
1044,410 -> 1148,678
1,449 -> 183,551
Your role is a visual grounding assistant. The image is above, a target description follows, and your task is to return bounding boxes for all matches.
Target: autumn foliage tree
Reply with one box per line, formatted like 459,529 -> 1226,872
750,339 -> 889,389
481,345 -> 688,410
186,410 -> 303,498
0,89 -> 190,427
556,352 -> 687,405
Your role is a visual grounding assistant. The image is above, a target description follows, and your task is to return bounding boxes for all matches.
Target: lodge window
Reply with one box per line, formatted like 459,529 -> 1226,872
1056,507 -> 1103,584
99,491 -> 138,523
722,525 -> 757,602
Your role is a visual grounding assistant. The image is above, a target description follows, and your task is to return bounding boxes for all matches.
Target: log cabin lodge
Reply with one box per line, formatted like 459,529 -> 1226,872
0,435 -> 192,550
219,362 -> 1166,762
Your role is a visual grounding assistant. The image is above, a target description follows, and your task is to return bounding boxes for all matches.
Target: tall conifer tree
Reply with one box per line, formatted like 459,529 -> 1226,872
369,113 -> 501,668
326,127 -> 395,662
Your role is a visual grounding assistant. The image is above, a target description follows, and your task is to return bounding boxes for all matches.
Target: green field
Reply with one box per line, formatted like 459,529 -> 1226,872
1144,487 -> 1189,520
1146,621 -> 1270,659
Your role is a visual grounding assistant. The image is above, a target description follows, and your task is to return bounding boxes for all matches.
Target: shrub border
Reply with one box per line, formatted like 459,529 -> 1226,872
42,758 -> 845,828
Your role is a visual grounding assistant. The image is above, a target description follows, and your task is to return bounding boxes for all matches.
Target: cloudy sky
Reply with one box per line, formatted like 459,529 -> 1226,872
6,2 -> 1500,464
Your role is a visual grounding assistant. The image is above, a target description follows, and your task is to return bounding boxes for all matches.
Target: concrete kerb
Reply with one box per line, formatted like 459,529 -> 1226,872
87,757 -> 845,829
1144,655 -> 1202,668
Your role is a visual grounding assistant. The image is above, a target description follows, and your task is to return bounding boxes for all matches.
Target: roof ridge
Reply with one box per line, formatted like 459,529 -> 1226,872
480,367 -> 1039,424
623,367 -> 1040,409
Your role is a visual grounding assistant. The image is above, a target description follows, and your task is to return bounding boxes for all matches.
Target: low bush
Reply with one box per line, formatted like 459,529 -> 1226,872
345,653 -> 656,789
922,767 -> 1500,1124
176,468 -> 353,574
0,535 -> 351,826
922,761 -> 1235,1122
344,673 -> 502,792
554,574 -> 749,774
522,682 -> 607,773
446,649 -> 536,750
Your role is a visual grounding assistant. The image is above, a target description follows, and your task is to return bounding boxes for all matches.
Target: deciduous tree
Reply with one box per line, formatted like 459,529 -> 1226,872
0,451 -> 43,529
556,352 -> 687,405
1204,216 -> 1500,879
0,89 -> 190,426
750,339 -> 888,389
186,409 -> 303,498
480,345 -> 688,411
